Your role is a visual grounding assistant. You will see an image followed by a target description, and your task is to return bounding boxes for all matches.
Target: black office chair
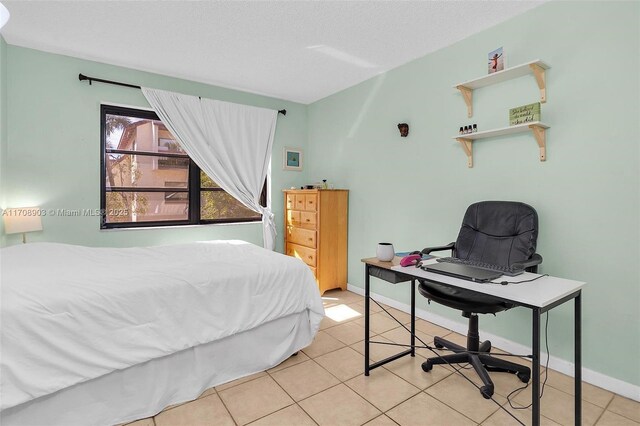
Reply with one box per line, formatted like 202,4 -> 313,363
419,201 -> 543,399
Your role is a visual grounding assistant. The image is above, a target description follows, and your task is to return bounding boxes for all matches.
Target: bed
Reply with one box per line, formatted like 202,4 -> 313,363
0,240 -> 324,425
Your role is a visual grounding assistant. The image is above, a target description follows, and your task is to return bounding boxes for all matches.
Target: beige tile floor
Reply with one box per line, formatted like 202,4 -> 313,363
128,290 -> 639,426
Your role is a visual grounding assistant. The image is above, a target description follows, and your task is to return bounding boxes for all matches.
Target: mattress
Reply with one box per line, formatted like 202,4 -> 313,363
1,311 -> 314,426
0,240 -> 324,413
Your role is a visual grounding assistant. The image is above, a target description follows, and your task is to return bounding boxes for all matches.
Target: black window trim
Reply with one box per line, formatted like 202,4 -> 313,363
100,104 -> 266,229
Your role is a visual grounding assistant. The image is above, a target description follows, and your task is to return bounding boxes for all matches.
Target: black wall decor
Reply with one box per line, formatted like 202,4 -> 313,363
398,123 -> 409,137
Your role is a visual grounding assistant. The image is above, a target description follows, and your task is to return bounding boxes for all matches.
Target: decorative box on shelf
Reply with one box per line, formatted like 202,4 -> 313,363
509,102 -> 541,126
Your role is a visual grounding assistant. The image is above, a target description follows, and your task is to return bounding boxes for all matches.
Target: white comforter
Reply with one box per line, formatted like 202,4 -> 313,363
0,241 -> 324,410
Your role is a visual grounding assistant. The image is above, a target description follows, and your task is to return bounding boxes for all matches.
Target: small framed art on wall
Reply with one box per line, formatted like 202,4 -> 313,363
283,147 -> 303,171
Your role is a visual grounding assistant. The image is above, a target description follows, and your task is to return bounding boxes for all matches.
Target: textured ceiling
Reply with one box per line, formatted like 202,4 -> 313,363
0,1 -> 545,104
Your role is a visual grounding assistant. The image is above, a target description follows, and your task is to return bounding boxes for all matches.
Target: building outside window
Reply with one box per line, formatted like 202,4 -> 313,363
101,105 -> 264,229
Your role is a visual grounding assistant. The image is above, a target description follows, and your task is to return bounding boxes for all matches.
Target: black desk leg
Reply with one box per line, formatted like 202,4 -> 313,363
364,264 -> 370,376
532,308 -> 541,426
575,292 -> 582,425
411,279 -> 416,357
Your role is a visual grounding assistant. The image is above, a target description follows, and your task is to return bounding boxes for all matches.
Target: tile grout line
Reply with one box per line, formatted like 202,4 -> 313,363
285,357 -> 349,401
606,406 -> 640,424
592,394 -> 616,425
284,348 -> 393,424
287,381 -> 347,425
382,414 -> 402,426
319,298 -> 384,331
293,401 -> 321,426
340,364 -> 422,413
264,359 -> 328,425
153,392 -> 238,426
311,325 -> 461,423
384,360 -> 454,394
424,387 -> 496,425
213,389 -> 240,426
245,402 -> 319,426
525,370 -> 616,411
235,368 -> 298,424
319,311 -> 460,416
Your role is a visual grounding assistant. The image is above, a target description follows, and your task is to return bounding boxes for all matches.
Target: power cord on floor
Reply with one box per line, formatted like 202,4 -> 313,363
506,312 -> 551,410
371,298 -> 526,425
370,297 -> 552,425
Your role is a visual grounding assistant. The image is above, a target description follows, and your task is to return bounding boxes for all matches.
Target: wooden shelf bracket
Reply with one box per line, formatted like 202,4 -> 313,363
456,137 -> 474,168
453,60 -> 550,117
529,64 -> 547,103
456,85 -> 473,118
529,124 -> 547,161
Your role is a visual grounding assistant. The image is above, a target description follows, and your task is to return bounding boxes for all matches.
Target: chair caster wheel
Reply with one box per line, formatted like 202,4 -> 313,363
422,360 -> 433,372
479,341 -> 492,353
434,342 -> 444,349
480,385 -> 494,399
517,372 -> 530,383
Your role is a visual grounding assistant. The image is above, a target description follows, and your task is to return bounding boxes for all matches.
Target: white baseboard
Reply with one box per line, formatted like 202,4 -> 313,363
347,283 -> 640,402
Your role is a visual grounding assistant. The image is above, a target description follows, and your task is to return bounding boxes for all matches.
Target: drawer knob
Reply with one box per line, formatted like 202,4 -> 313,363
308,255 -> 313,259
308,238 -> 312,241
306,219 -> 310,222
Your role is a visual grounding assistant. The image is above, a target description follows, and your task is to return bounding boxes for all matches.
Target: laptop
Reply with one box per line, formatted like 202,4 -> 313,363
423,262 -> 502,283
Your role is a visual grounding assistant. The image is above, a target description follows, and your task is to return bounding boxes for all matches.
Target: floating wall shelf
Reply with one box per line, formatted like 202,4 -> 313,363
453,122 -> 549,168
454,60 -> 550,118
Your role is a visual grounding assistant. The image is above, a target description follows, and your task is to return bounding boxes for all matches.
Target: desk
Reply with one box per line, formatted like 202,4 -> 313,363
362,256 -> 585,426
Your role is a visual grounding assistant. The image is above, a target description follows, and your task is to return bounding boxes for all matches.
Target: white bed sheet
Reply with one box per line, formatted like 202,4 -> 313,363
0,240 -> 324,411
1,311 -> 314,426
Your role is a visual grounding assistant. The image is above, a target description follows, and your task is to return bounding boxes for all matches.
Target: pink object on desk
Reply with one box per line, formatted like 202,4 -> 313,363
400,254 -> 422,267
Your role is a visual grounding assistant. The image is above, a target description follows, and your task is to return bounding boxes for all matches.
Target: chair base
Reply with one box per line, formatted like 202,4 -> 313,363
422,319 -> 531,399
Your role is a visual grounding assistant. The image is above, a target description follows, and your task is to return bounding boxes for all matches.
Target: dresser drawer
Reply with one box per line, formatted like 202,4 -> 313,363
308,266 -> 317,280
288,227 -> 316,248
305,194 -> 317,211
286,243 -> 317,267
286,210 -> 301,226
300,211 -> 316,227
295,195 -> 306,210
286,194 -> 295,210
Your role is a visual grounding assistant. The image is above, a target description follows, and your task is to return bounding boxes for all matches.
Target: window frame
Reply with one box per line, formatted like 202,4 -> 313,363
100,104 -> 266,229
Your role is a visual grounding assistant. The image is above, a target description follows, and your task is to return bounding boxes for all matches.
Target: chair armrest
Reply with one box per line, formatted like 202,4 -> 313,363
421,242 -> 455,255
513,253 -> 543,272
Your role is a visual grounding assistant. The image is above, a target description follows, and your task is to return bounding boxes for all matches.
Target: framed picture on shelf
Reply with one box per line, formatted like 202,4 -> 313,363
488,47 -> 504,74
283,147 -> 303,171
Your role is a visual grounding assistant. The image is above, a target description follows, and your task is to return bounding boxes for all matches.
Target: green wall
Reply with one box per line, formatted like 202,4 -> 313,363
2,46 -> 308,250
307,2 -> 640,386
0,36 -> 7,245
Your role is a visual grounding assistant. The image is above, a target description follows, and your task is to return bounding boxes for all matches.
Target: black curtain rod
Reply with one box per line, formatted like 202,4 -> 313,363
78,73 -> 287,116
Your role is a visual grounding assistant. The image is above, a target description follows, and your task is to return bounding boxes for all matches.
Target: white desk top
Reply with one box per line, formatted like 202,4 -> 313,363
390,258 -> 585,309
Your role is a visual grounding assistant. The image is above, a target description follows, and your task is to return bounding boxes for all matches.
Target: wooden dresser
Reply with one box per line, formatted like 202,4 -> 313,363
283,189 -> 349,295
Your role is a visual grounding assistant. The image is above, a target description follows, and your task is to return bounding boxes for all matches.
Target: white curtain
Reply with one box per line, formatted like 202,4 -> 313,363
141,88 -> 278,250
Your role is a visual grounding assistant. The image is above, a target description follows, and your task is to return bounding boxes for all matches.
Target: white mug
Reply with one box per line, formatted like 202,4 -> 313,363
376,243 -> 395,262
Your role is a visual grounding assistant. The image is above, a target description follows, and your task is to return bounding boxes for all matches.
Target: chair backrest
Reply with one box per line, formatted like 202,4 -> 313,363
455,201 -> 538,267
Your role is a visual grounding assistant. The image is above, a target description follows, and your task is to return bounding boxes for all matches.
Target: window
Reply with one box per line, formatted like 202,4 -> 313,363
101,105 -> 265,229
